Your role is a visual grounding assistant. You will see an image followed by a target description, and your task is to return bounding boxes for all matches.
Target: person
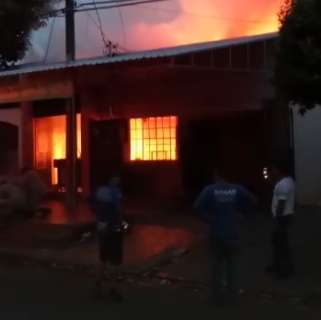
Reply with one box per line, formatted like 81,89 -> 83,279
266,161 -> 295,279
194,168 -> 256,306
90,174 -> 124,301
0,176 -> 27,221
16,167 -> 49,218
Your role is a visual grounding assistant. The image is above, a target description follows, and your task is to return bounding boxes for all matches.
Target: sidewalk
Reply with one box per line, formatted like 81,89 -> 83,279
0,211 -> 204,274
157,207 -> 321,308
1,206 -> 321,309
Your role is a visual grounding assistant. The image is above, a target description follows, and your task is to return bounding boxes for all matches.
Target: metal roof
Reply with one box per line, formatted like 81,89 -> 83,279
0,32 -> 278,78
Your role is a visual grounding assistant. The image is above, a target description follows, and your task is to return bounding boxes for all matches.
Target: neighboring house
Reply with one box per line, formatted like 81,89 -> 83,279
0,32 -> 288,211
0,108 -> 20,175
293,108 -> 321,206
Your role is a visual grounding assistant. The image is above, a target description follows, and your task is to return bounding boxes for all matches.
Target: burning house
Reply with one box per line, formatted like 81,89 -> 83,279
0,32 -> 290,211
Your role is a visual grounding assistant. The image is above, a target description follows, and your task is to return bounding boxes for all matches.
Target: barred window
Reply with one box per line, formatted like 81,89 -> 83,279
130,116 -> 177,161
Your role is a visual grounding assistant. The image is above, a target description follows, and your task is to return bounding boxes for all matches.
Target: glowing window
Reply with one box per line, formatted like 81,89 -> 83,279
34,114 -> 82,186
130,116 -> 177,161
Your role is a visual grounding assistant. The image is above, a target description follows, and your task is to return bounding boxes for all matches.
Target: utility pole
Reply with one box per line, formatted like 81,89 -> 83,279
65,0 -> 77,210
66,0 -> 76,61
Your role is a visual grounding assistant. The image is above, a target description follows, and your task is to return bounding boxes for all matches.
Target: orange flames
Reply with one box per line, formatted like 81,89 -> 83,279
130,116 -> 177,161
126,0 -> 284,50
34,115 -> 82,186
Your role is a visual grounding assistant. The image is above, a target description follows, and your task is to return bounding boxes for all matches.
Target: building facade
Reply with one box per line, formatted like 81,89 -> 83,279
0,33 -> 285,211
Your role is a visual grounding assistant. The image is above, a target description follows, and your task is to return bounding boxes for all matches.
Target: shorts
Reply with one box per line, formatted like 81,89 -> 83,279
98,230 -> 123,265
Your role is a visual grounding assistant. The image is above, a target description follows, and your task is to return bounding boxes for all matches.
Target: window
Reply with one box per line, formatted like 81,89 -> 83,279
34,114 -> 81,186
130,116 -> 177,161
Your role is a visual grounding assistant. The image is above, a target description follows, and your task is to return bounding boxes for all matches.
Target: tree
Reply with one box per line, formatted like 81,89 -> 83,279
275,0 -> 321,114
0,0 -> 58,69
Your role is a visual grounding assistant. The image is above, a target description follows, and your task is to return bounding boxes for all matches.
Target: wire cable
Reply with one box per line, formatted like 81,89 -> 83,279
43,17 -> 56,62
93,0 -> 113,55
118,7 -> 128,50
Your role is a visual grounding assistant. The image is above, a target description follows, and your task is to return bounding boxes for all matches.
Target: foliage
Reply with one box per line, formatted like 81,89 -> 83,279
0,0 -> 59,68
275,0 -> 321,113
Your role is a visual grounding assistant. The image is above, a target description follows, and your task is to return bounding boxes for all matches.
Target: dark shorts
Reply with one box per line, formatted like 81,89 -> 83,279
98,230 -> 123,265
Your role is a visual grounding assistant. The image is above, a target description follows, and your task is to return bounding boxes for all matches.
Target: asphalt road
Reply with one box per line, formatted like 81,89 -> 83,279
0,263 -> 318,320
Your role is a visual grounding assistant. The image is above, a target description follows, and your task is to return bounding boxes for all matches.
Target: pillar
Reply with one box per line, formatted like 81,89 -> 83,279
66,97 -> 77,209
21,101 -> 34,168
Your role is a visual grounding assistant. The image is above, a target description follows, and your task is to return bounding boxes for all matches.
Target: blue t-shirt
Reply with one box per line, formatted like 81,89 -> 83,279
194,183 -> 255,241
91,185 -> 122,231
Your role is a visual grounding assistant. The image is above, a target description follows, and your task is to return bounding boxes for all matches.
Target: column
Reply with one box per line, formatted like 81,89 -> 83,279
66,97 -> 77,209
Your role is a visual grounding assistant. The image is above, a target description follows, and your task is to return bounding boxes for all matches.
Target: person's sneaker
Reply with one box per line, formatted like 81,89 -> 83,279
92,288 -> 104,300
92,281 -> 104,300
265,265 -> 276,274
210,296 -> 225,308
109,288 -> 124,303
276,271 -> 293,280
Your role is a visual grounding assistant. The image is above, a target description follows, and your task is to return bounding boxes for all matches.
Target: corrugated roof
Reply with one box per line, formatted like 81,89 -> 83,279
0,32 -> 278,78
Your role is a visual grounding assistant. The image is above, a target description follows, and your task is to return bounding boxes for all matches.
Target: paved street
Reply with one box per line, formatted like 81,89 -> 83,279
1,207 -> 321,319
0,263 -> 319,320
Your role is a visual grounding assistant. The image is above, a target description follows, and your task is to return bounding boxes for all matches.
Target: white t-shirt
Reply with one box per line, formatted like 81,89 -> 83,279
272,177 -> 295,218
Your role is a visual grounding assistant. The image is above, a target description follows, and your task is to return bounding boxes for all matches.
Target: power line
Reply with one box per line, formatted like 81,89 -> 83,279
47,0 -> 277,27
93,0 -> 110,53
44,17 -> 56,62
77,0 -> 158,8
49,0 -> 168,17
118,7 -> 128,49
76,0 -> 168,13
85,10 -> 128,52
94,0 -> 127,55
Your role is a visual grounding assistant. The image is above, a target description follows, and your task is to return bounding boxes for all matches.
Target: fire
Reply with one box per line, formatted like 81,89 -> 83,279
130,116 -> 177,161
34,114 -> 82,186
126,0 -> 284,50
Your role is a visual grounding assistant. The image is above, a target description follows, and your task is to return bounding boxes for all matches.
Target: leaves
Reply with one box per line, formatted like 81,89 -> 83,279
0,0 -> 59,68
275,0 -> 321,113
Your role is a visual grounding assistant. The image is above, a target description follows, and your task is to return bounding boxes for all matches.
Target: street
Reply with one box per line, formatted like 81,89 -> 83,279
0,263 -> 318,320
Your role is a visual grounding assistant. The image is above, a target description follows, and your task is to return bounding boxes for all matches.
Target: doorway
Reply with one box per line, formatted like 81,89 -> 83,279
90,119 -> 127,191
181,114 -> 267,201
181,120 -> 218,200
0,121 -> 19,175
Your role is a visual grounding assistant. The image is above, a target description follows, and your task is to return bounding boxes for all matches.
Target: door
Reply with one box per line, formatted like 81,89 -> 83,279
181,120 -> 218,200
90,120 -> 126,190
0,121 -> 18,175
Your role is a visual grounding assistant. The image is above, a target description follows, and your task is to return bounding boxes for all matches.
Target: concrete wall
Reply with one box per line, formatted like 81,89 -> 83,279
0,107 -> 22,167
293,108 -> 321,206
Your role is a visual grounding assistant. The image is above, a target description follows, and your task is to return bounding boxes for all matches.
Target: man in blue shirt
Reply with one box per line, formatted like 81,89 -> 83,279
90,174 -> 124,301
194,169 -> 256,305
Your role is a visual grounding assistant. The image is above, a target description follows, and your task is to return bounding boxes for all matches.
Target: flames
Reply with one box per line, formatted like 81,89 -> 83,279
29,0 -> 284,62
127,0 -> 284,50
34,115 -> 82,186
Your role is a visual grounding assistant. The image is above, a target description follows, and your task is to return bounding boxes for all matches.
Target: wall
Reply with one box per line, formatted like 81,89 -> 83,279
0,107 -> 22,167
77,64 -> 272,206
293,108 -> 321,206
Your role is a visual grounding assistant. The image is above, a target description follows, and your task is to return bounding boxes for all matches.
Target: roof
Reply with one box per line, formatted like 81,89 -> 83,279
0,32 -> 278,78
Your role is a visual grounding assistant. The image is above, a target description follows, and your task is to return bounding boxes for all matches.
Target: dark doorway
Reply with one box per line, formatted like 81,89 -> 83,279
0,121 -> 19,175
181,120 -> 218,200
90,120 -> 126,191
181,114 -> 268,202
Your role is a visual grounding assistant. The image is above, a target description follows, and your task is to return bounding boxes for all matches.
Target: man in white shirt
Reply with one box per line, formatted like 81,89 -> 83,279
267,161 -> 295,279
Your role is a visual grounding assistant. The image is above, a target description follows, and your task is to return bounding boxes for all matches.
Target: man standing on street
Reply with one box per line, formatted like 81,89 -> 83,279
266,161 -> 295,279
194,168 -> 256,306
90,174 -> 124,302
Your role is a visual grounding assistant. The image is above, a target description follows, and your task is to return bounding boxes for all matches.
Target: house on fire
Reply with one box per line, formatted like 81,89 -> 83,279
0,32 -> 292,210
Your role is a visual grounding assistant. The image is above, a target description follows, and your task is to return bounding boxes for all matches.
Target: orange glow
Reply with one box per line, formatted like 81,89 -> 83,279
130,116 -> 177,161
126,0 -> 284,50
34,114 -> 82,186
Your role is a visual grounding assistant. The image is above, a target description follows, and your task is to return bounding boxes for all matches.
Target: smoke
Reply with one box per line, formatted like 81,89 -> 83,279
28,0 -> 284,62
126,0 -> 283,49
